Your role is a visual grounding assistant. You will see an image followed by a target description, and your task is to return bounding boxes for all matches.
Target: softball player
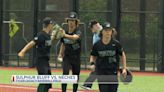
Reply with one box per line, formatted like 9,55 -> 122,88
58,12 -> 81,92
81,20 -> 102,90
90,22 -> 127,92
18,17 -> 55,92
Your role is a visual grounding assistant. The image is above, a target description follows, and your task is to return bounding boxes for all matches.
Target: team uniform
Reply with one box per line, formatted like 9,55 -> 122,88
61,29 -> 81,92
34,31 -> 52,92
82,32 -> 100,88
91,39 -> 124,92
18,17 -> 54,92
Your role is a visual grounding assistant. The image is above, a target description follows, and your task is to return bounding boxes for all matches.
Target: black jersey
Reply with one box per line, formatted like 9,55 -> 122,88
61,29 -> 81,56
34,31 -> 51,59
91,39 -> 123,73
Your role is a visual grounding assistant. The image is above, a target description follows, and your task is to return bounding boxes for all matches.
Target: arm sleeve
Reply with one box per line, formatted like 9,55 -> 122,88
33,34 -> 44,45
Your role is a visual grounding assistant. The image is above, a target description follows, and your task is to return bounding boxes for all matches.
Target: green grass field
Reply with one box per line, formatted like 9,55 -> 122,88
0,68 -> 164,92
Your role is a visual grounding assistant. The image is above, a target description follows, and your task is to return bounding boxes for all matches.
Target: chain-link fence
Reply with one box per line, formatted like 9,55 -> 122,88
0,0 -> 162,71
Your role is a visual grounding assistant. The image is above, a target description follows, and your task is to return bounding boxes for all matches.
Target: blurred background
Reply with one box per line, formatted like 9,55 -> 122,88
0,0 -> 164,72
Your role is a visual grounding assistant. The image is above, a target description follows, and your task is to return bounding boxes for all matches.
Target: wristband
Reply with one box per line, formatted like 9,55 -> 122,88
90,62 -> 95,65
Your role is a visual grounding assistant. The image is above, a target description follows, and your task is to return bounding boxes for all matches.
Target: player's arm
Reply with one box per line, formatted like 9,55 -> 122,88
117,41 -> 127,77
89,55 -> 97,71
58,43 -> 65,58
90,55 -> 97,64
121,51 -> 127,70
18,41 -> 36,58
120,51 -> 127,78
64,30 -> 81,40
64,34 -> 80,40
90,43 -> 98,71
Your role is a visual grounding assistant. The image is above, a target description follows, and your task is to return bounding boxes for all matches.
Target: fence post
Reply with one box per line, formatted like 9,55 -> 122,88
30,0 -> 39,68
3,0 -> 10,66
112,0 -> 121,40
106,0 -> 112,22
71,0 -> 79,13
0,0 -> 3,66
139,0 -> 146,71
160,0 -> 164,72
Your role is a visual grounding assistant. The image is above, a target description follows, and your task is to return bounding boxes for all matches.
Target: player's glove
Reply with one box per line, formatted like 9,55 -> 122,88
57,55 -> 63,62
51,24 -> 65,40
119,68 -> 133,84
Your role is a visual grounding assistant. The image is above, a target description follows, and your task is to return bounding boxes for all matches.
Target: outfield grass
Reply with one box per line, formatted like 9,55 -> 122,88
0,69 -> 164,92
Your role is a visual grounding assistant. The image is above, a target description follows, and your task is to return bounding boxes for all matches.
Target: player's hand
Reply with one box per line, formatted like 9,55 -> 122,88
90,65 -> 95,71
61,29 -> 66,38
57,54 -> 63,62
18,51 -> 25,58
122,68 -> 127,78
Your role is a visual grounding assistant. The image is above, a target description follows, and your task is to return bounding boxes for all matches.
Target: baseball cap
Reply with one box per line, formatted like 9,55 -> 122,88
43,17 -> 56,25
102,22 -> 113,30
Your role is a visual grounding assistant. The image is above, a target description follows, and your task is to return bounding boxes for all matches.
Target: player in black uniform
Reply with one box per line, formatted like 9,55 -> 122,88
58,12 -> 81,92
81,20 -> 102,90
90,22 -> 127,92
18,17 -> 55,92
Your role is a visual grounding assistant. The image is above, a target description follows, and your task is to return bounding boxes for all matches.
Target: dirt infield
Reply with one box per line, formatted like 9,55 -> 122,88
0,67 -> 164,76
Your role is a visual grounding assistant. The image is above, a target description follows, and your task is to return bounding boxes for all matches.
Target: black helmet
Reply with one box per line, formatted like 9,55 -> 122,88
43,17 -> 55,25
65,12 -> 79,21
102,22 -> 112,29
